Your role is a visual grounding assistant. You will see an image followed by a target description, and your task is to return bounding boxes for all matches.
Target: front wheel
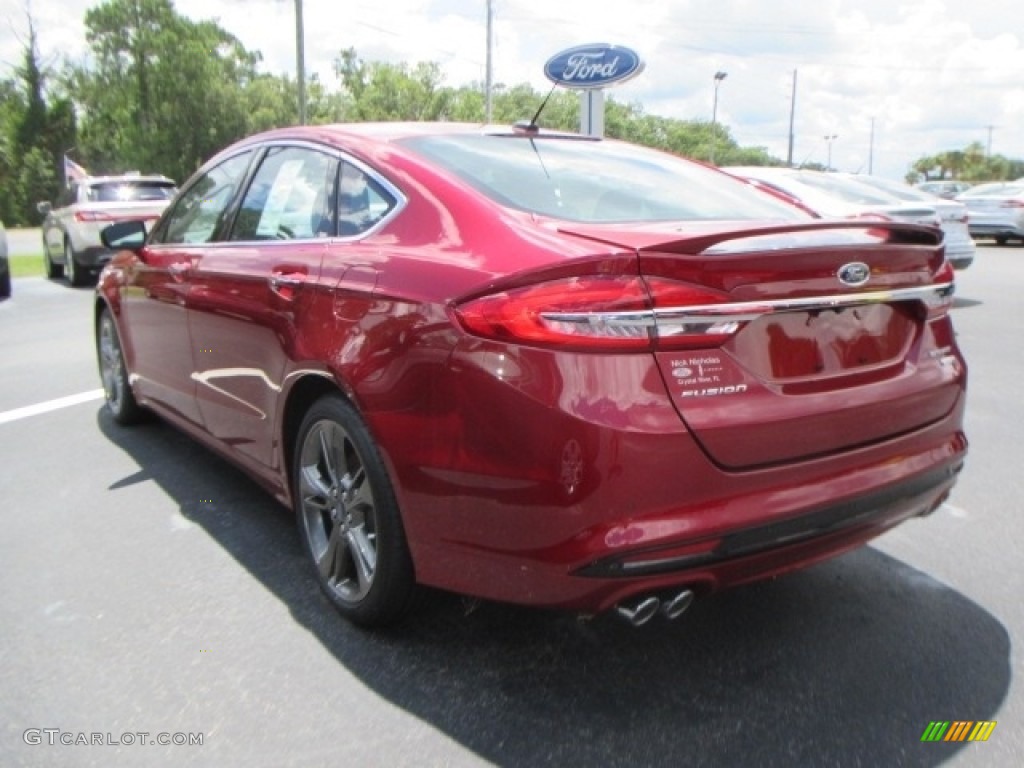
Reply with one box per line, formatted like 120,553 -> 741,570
97,309 -> 144,424
293,395 -> 416,627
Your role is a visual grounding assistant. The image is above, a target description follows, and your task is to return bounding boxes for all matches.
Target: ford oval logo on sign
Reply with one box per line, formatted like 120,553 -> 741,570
544,44 -> 644,90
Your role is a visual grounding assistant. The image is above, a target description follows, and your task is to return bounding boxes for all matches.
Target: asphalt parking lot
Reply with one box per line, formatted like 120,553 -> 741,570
1,246 -> 1022,767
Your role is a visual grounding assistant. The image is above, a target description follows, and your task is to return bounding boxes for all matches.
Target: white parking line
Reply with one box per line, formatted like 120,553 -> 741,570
0,389 -> 105,425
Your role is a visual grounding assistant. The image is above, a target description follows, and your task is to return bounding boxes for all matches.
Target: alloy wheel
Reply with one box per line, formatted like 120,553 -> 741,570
298,419 -> 379,603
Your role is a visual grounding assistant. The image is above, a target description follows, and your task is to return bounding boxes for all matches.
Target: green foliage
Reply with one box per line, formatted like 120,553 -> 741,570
70,0 -> 259,182
909,141 -> 1024,183
1,11 -> 66,225
18,147 -> 57,223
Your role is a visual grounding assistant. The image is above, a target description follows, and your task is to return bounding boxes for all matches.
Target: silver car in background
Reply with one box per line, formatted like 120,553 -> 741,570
956,182 -> 1024,246
837,174 -> 975,269
725,166 -> 942,227
37,174 -> 176,286
917,180 -> 972,199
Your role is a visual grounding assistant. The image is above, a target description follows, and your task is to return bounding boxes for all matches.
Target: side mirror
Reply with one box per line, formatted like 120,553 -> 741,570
36,201 -> 52,216
101,219 -> 147,251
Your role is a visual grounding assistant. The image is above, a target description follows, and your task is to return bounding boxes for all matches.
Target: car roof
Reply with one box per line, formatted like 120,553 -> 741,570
232,122 -> 594,148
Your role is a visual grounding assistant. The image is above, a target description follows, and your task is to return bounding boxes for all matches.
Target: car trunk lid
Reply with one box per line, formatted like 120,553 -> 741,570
557,220 -> 962,469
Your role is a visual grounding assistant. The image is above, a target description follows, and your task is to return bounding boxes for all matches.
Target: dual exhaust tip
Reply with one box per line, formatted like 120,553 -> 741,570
614,589 -> 695,627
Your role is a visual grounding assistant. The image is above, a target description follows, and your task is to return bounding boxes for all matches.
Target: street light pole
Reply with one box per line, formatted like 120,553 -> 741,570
295,0 -> 306,125
710,71 -> 727,165
824,134 -> 837,171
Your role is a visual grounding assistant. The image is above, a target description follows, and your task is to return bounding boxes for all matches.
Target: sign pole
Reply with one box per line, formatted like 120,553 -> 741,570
580,90 -> 606,137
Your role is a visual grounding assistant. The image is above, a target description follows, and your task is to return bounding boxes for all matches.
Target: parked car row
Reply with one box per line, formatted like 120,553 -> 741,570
724,167 -> 975,269
37,173 -> 177,286
93,123 -> 967,629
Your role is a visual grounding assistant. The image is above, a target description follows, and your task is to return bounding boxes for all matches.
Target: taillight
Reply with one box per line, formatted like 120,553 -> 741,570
74,211 -> 118,222
454,275 -> 738,351
455,276 -> 653,351
1000,199 -> 1024,208
645,278 -> 746,349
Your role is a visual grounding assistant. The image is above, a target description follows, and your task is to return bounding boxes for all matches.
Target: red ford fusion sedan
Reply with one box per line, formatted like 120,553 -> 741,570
95,123 -> 967,627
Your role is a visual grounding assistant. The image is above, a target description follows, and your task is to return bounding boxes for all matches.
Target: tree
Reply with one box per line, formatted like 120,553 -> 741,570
71,0 -> 260,182
335,48 -> 452,122
909,142 -> 1024,183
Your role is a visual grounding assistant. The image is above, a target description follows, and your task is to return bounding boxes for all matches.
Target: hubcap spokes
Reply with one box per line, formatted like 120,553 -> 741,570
300,421 -> 377,601
99,320 -> 123,409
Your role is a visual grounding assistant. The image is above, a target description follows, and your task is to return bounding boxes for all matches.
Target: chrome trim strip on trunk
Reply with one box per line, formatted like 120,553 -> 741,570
541,281 -> 954,333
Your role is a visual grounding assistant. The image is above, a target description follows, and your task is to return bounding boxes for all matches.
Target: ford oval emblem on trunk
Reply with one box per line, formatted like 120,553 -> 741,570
544,44 -> 644,90
838,262 -> 871,287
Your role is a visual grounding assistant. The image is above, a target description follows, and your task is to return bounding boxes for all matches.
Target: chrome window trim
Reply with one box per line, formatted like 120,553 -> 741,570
249,140 -> 408,243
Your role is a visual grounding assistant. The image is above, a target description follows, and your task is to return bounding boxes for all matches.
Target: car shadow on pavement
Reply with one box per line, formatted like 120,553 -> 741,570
99,411 -> 1010,768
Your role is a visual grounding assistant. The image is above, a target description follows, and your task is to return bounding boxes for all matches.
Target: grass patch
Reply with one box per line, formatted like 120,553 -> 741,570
10,253 -> 45,278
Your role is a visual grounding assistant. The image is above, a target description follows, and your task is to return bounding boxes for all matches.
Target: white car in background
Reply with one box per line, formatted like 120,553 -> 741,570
726,167 -> 942,222
956,182 -> 1024,246
916,180 -> 972,199
836,174 -> 975,270
37,174 -> 176,286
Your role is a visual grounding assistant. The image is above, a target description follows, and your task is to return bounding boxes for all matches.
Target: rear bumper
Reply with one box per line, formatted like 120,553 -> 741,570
576,460 -> 961,580
944,239 -> 975,270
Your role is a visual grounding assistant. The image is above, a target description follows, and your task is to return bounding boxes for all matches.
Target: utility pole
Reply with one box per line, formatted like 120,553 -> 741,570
710,71 -> 727,165
824,134 -> 837,171
868,117 -> 875,175
295,0 -> 306,125
985,124 -> 995,157
787,69 -> 797,167
485,0 -> 493,123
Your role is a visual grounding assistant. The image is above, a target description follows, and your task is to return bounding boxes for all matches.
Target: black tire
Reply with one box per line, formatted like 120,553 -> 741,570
994,236 -> 1008,246
44,240 -> 64,279
0,270 -> 10,299
293,394 -> 416,627
65,239 -> 88,287
96,309 -> 145,424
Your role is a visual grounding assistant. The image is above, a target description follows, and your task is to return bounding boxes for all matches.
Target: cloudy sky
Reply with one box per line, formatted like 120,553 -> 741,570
3,0 -> 1022,180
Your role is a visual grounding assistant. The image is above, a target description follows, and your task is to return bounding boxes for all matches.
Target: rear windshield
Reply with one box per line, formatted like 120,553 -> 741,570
398,134 -> 809,223
86,182 -> 177,203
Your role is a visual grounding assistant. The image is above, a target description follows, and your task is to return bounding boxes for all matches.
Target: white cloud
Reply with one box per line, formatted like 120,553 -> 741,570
2,0 -> 1022,180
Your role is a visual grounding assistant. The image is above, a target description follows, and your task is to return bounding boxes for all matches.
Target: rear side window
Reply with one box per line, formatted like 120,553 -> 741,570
231,147 -> 339,241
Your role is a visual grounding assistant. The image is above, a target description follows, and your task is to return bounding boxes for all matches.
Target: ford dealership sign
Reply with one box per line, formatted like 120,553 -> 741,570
544,44 -> 644,90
